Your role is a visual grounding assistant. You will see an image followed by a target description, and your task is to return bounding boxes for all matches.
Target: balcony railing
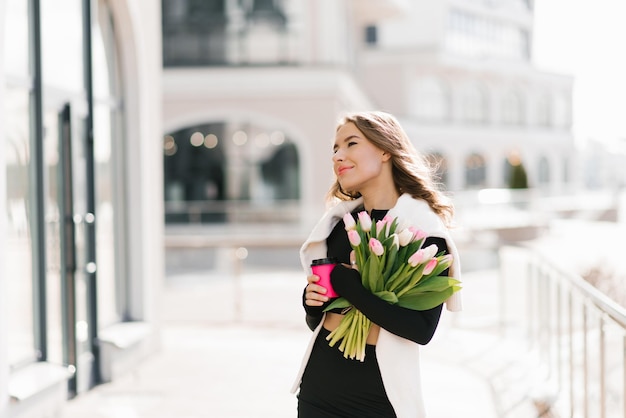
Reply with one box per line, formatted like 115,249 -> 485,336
164,199 -> 301,224
500,245 -> 626,418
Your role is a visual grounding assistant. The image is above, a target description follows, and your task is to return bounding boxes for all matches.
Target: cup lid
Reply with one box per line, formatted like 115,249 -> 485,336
311,257 -> 338,266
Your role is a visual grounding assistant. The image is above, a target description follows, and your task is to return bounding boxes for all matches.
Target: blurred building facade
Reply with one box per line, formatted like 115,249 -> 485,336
161,0 -> 576,228
1,1 -> 162,417
1,0 -> 578,417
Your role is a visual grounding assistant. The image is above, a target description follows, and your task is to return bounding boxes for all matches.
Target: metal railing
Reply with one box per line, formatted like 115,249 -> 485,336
166,232 -> 304,321
500,246 -> 626,418
164,199 -> 301,224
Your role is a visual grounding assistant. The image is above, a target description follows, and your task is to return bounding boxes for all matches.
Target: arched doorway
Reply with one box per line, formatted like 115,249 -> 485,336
465,152 -> 487,188
164,120 -> 300,223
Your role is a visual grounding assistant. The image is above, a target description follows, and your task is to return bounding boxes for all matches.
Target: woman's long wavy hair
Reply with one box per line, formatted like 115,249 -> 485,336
328,111 -> 454,226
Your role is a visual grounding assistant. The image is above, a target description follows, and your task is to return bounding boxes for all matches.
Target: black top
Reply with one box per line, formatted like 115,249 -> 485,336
302,209 -> 447,345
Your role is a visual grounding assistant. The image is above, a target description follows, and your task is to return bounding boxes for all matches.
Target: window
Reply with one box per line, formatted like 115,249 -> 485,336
365,25 -> 377,45
4,0 -> 36,369
446,9 -> 530,61
501,90 -> 523,125
164,121 -> 300,223
461,83 -> 487,124
162,0 -> 293,66
465,153 -> 487,188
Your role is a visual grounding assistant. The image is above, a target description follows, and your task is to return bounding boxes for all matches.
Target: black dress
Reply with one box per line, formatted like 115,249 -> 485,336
297,209 -> 448,418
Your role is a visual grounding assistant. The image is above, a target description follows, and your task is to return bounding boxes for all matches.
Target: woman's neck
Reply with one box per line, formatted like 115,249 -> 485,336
361,190 -> 400,213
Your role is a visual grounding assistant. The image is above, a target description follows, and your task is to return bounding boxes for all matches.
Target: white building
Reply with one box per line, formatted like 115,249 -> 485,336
1,0 -> 575,416
1,1 -> 162,417
161,0 -> 575,230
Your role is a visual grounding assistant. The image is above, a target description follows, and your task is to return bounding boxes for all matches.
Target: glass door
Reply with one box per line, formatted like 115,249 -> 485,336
41,0 -> 98,395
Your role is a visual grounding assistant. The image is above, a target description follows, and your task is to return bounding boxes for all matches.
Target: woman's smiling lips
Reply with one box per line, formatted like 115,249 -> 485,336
337,166 -> 352,176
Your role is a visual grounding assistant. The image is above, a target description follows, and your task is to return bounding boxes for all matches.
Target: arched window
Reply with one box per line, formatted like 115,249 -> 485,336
501,90 -> 523,125
461,83 -> 487,124
410,78 -> 450,122
504,152 -> 528,189
465,153 -> 487,188
164,121 -> 300,223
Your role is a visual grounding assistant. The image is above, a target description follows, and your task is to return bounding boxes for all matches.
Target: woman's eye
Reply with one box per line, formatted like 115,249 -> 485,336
348,141 -> 357,147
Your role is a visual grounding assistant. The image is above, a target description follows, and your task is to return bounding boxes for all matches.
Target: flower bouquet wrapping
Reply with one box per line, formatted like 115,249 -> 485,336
323,211 -> 461,361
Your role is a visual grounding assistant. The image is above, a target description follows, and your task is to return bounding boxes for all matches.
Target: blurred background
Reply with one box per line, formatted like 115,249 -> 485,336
2,1 -> 626,417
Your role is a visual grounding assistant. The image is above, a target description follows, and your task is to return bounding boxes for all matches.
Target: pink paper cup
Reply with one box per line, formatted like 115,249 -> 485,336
311,258 -> 338,298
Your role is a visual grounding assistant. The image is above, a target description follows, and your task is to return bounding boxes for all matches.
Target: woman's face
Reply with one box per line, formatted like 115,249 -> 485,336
332,122 -> 390,195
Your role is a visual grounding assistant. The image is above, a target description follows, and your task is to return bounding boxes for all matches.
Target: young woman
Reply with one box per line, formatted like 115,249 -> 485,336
291,111 -> 462,418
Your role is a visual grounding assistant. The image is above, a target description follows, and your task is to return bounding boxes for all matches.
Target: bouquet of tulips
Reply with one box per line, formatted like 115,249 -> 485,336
324,211 -> 461,361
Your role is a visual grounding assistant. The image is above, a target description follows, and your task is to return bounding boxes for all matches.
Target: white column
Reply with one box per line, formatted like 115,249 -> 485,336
447,151 -> 465,192
111,0 -> 164,322
486,149 -> 502,189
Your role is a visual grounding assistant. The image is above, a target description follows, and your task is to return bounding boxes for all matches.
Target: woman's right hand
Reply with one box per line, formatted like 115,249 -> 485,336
304,274 -> 329,306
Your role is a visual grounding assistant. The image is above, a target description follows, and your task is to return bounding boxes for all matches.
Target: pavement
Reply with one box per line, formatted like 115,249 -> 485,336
58,257 -> 544,418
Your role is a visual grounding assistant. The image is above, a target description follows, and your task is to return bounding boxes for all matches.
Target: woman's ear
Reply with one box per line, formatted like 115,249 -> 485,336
382,151 -> 391,162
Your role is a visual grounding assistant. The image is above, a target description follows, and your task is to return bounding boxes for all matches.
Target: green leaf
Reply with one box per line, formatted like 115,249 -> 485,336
411,238 -> 425,253
387,264 -> 416,293
367,254 -> 381,292
406,240 -> 421,256
374,290 -> 398,304
381,234 -> 396,248
397,287 -> 457,311
384,264 -> 407,292
395,264 -> 427,297
393,245 -> 408,272
410,276 -> 460,293
383,244 -> 398,281
359,229 -> 367,248
388,218 -> 399,235
323,297 -> 351,312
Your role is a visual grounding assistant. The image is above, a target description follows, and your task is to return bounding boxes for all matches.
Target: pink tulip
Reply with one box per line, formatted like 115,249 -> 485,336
348,229 -> 361,246
409,227 -> 426,242
408,249 -> 424,267
376,215 -> 394,236
343,212 -> 356,230
422,244 -> 438,260
423,259 -> 438,275
398,229 -> 413,246
358,211 -> 372,232
376,219 -> 387,234
369,238 -> 384,256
